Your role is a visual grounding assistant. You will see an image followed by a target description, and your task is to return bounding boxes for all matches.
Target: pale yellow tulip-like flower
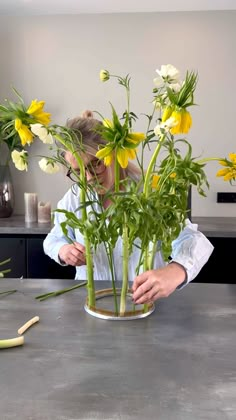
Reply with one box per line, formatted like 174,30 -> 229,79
14,118 -> 33,146
27,99 -> 51,125
30,123 -> 53,144
11,150 -> 28,171
38,158 -> 60,174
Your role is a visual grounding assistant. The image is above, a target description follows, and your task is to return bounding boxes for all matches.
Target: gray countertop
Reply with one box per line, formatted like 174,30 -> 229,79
0,279 -> 236,419
0,215 -> 236,237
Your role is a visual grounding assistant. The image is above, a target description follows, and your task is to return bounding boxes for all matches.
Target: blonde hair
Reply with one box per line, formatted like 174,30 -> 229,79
66,110 -> 141,181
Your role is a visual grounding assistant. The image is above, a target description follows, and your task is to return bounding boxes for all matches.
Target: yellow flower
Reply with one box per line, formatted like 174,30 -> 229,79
152,174 -> 160,189
15,118 -> 33,146
100,69 -> 110,82
216,168 -> 236,181
170,109 -> 192,134
27,99 -> 51,125
169,172 -> 177,179
162,108 -> 192,134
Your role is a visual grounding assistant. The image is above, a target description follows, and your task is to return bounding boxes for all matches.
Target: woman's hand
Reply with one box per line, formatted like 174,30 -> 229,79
132,262 -> 187,304
59,242 -> 86,266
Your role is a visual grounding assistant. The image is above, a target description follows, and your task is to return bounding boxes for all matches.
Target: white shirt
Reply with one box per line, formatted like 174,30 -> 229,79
44,185 -> 214,286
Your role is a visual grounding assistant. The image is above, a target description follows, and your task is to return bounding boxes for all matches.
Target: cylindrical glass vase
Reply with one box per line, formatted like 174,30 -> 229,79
0,165 -> 14,218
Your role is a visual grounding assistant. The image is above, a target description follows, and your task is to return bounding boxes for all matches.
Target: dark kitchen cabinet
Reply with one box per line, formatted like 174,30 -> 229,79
0,235 -> 75,279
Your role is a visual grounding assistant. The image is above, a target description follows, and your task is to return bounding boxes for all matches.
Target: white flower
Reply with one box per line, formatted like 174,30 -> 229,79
154,117 -> 177,137
11,150 -> 28,171
30,123 -> 53,144
38,158 -> 60,174
156,64 -> 180,82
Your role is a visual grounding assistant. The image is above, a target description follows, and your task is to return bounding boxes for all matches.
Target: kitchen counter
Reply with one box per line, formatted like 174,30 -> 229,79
0,279 -> 235,419
0,215 -> 236,237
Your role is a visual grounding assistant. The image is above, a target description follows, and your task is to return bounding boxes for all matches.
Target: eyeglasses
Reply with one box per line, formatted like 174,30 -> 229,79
66,158 -> 105,182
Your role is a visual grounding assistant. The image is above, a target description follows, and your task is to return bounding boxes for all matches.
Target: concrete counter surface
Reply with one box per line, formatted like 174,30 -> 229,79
0,279 -> 236,419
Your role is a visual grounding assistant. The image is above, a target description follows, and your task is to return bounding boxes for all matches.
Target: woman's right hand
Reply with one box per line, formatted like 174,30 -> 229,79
58,242 -> 86,266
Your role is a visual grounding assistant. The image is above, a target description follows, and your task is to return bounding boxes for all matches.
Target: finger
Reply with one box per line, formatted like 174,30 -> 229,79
134,287 -> 160,304
132,272 -> 149,291
132,280 -> 153,302
73,242 -> 86,253
70,247 -> 86,264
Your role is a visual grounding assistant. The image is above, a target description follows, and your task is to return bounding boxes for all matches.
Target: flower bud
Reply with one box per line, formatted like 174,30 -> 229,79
99,69 -> 110,82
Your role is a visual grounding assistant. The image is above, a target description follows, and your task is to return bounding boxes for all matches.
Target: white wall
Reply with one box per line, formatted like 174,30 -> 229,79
0,11 -> 235,217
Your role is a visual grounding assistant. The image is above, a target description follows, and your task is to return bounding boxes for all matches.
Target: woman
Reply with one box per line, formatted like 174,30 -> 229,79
44,111 -> 214,304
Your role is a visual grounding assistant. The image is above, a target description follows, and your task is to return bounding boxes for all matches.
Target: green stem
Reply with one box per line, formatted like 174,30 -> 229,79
106,243 -> 118,315
0,258 -> 11,266
120,212 -> 129,316
196,157 -> 221,165
0,269 -> 11,276
0,289 -> 17,296
35,281 -> 87,301
0,336 -> 24,349
54,133 -> 95,307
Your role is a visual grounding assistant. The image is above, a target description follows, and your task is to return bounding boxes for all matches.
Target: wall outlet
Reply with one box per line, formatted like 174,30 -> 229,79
217,192 -> 236,203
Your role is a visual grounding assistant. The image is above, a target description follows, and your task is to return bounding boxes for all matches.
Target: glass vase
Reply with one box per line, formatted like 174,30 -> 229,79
0,165 -> 14,218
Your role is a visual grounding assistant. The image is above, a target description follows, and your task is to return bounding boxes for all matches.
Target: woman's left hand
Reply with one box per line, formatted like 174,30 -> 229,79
132,262 -> 187,304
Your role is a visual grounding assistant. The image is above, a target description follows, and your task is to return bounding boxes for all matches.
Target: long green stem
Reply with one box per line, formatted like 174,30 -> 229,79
35,281 -> 87,301
0,289 -> 17,296
54,133 -> 95,307
106,243 -> 118,315
120,212 -> 129,316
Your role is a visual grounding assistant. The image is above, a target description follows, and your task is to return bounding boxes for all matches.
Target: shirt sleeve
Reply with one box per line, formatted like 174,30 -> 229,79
43,187 -> 79,265
170,219 -> 214,287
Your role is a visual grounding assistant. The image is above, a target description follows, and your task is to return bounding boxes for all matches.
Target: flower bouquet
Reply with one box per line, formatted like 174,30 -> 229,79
0,64 -> 235,319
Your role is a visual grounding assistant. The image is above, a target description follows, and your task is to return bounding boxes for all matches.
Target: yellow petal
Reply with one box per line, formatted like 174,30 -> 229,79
27,99 -> 45,115
95,146 -> 113,160
33,111 -> 51,125
127,149 -> 136,160
126,132 -> 145,144
103,119 -> 113,128
229,153 -> 236,164
152,174 -> 160,189
14,118 -> 22,131
162,107 -> 173,122
116,148 -> 129,168
216,168 -> 229,177
104,153 -> 113,166
218,160 -> 227,166
170,110 -> 192,135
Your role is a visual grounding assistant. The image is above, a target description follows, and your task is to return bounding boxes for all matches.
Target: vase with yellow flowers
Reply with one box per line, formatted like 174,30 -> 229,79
0,65 -> 235,319
0,89 -> 51,217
